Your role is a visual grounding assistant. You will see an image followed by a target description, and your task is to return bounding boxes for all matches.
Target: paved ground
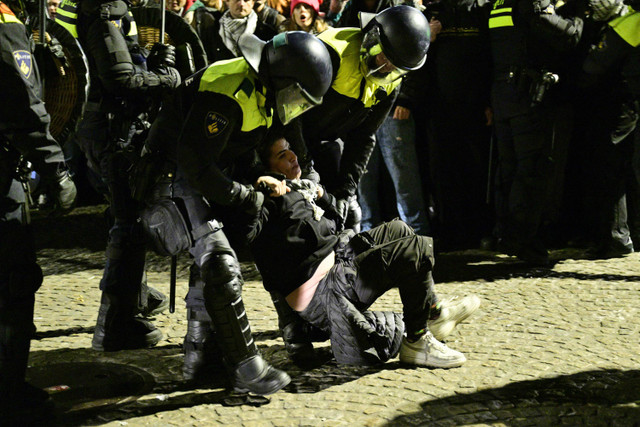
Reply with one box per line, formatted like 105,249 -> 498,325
24,205 -> 640,426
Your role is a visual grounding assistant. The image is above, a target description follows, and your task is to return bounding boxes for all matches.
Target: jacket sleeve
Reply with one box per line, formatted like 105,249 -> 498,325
0,22 -> 64,178
527,0 -> 583,51
82,14 -> 177,96
335,88 -> 398,199
176,90 -> 247,205
583,27 -> 631,76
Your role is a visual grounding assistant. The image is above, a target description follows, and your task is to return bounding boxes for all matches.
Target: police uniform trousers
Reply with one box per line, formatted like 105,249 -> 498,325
171,173 -> 258,367
0,178 -> 42,400
491,80 -> 553,246
75,110 -> 146,299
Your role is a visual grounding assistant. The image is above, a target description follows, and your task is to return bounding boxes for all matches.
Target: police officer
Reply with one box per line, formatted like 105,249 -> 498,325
0,0 -> 77,421
56,0 -> 181,351
293,5 -> 430,232
579,2 -> 640,256
488,0 -> 582,265
142,31 -> 333,394
277,5 -> 430,362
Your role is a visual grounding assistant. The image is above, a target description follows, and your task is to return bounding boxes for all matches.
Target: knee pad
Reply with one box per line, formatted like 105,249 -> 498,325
201,253 -> 243,305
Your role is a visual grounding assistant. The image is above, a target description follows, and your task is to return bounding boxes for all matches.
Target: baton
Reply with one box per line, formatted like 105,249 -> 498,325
159,0 -> 166,45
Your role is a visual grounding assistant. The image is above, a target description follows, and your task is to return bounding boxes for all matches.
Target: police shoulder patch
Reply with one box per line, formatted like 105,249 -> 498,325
205,112 -> 229,138
12,50 -> 32,79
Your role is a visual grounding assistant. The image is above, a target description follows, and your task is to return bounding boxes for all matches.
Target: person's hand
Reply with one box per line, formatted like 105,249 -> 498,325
429,18 -> 442,42
38,168 -> 77,215
336,198 -> 349,231
255,176 -> 290,197
159,66 -> 182,89
484,106 -> 493,126
393,106 -> 411,120
237,185 -> 265,216
147,43 -> 176,70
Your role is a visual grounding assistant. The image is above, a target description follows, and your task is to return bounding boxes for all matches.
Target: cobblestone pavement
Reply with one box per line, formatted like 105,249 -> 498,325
25,206 -> 640,426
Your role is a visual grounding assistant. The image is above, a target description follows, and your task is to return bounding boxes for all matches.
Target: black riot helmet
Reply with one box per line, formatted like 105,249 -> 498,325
360,5 -> 430,85
239,31 -> 333,125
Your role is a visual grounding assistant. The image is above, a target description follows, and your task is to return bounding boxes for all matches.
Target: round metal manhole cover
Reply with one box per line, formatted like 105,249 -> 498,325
27,362 -> 155,411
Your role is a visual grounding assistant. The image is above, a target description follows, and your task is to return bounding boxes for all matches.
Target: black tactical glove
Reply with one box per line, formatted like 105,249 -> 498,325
147,43 -> 176,70
38,168 -> 77,215
159,66 -> 182,89
236,184 -> 265,217
335,197 -> 349,231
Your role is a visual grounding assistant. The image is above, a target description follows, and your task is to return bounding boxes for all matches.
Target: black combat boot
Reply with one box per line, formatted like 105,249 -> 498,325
137,273 -> 169,318
232,354 -> 291,395
92,291 -> 163,351
207,291 -> 290,395
182,309 -> 223,382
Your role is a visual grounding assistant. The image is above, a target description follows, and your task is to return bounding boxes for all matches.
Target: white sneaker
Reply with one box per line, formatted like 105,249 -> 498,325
399,331 -> 466,368
428,295 -> 481,341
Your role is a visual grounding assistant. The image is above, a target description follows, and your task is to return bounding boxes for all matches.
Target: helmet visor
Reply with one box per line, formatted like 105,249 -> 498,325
275,82 -> 322,125
360,26 -> 409,85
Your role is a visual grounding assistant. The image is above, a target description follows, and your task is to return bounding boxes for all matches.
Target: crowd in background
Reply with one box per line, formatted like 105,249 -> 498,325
63,0 -> 640,263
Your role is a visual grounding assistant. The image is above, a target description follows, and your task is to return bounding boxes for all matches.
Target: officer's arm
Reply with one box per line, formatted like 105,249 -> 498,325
528,0 -> 583,51
335,89 -> 397,199
284,118 -> 320,183
177,91 -> 247,206
84,18 -> 178,95
583,28 -> 631,76
0,27 -> 64,178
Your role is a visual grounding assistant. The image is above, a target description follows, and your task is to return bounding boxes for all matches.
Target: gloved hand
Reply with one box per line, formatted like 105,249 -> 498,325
38,168 -> 77,215
159,66 -> 182,89
147,43 -> 176,70
335,197 -> 349,231
236,184 -> 265,217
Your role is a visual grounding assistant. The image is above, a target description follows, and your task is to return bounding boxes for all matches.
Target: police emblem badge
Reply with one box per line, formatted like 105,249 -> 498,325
205,112 -> 229,137
12,50 -> 32,79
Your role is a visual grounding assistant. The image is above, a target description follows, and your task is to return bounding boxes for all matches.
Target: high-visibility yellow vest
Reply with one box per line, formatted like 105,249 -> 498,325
319,27 -> 400,109
199,57 -> 273,132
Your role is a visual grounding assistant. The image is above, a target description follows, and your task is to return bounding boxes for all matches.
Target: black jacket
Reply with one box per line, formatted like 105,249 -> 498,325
1,2 -> 64,194
191,7 -> 277,64
247,183 -> 342,295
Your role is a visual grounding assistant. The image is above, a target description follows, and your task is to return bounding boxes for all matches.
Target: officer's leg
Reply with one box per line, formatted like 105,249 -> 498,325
196,233 -> 289,394
176,176 -> 289,393
92,152 -> 161,351
0,181 -> 52,421
183,264 -> 222,381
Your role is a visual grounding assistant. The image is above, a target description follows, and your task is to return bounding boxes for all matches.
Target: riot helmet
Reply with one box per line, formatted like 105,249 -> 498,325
360,5 -> 430,85
239,31 -> 333,125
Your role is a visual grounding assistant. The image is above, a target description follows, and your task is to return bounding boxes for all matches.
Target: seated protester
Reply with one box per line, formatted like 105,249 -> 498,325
279,0 -> 328,34
191,0 -> 277,63
246,134 -> 481,367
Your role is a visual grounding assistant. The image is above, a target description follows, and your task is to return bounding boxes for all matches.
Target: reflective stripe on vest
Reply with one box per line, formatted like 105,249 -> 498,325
55,0 -> 78,37
0,2 -> 22,24
125,11 -> 137,37
199,57 -> 273,132
319,27 -> 400,109
489,4 -> 514,29
609,11 -> 640,47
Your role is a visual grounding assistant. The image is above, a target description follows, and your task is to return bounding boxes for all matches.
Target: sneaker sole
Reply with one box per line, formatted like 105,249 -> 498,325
430,297 -> 481,341
399,353 -> 466,369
